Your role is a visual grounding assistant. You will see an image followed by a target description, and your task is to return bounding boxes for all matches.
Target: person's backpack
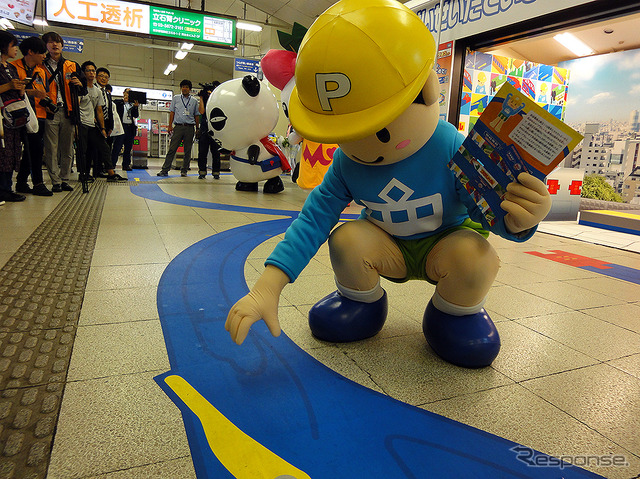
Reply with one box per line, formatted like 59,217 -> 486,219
2,97 -> 30,129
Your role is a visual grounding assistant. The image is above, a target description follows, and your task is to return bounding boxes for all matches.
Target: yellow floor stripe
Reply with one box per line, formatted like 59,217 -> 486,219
583,210 -> 640,220
164,375 -> 312,479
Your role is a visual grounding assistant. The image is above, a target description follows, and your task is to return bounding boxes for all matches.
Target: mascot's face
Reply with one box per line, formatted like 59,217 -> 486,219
339,74 -> 440,166
206,75 -> 279,150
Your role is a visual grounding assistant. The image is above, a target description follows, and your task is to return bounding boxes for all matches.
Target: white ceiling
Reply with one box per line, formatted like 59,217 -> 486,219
482,11 -> 640,66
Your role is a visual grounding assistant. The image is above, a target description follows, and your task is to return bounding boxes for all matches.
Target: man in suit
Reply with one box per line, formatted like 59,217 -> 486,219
114,88 -> 139,171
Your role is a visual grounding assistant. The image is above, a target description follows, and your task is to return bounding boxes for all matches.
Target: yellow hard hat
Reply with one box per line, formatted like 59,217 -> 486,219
289,0 -> 436,143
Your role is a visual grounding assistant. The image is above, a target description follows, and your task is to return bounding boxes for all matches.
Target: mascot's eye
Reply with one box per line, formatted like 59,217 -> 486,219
209,107 -> 227,131
376,128 -> 390,143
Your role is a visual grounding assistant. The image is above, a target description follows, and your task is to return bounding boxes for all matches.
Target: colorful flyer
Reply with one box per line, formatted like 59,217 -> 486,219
449,82 -> 583,227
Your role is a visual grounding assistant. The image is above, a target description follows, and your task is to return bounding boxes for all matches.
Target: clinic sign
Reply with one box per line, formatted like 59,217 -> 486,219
408,0 -> 599,41
45,0 -> 236,48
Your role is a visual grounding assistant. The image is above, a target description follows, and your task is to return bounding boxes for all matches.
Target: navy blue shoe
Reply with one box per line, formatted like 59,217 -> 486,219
309,290 -> 388,342
422,300 -> 500,368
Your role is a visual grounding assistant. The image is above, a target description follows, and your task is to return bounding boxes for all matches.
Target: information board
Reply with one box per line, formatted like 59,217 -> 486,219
46,0 -> 236,48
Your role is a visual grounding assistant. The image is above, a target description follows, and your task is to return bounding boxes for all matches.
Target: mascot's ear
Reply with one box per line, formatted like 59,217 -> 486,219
242,75 -> 261,97
420,70 -> 439,106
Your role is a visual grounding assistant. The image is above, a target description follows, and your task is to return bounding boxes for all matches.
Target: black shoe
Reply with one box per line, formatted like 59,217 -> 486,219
52,184 -> 63,193
123,166 -> 132,171
107,173 -> 127,182
213,174 -> 220,180
16,183 -> 32,194
157,171 -> 168,177
61,182 -> 74,191
32,184 -> 53,197
86,175 -> 95,183
198,174 -> 206,179
96,172 -> 109,178
180,172 -> 188,177
0,190 -> 26,202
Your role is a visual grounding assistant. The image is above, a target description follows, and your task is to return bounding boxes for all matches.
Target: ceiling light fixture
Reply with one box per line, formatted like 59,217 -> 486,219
0,18 -> 15,29
175,50 -> 188,60
181,42 -> 194,50
554,32 -> 594,57
163,63 -> 178,75
237,22 -> 262,32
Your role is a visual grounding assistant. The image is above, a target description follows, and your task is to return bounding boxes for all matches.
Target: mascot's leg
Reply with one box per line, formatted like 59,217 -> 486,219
235,181 -> 259,192
309,220 -> 406,342
423,229 -> 501,368
263,176 -> 284,194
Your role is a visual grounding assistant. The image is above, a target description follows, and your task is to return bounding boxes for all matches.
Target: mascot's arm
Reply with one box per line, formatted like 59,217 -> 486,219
501,172 -> 551,234
226,159 -> 352,345
247,144 -> 260,165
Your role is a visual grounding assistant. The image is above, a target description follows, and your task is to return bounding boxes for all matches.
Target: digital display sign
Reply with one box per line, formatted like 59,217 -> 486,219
45,0 -> 236,48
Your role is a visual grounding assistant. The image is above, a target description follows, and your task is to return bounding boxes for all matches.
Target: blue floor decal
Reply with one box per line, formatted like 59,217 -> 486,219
137,172 -> 602,478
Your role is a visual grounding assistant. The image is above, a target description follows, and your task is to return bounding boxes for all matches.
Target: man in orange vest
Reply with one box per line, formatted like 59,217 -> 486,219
11,36 -> 53,196
41,31 -> 83,193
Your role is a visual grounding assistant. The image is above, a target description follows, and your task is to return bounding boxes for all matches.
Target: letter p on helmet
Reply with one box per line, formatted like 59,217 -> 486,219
316,73 -> 351,111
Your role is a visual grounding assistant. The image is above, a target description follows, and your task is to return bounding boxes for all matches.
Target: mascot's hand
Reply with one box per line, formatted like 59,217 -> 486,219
501,172 -> 551,234
225,265 -> 290,345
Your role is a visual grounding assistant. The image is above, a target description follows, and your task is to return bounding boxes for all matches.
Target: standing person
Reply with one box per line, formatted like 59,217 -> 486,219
12,36 -> 53,196
157,79 -> 199,177
196,81 -> 221,179
106,84 -> 125,169
74,61 -> 125,183
0,31 -> 26,202
91,66 -> 113,177
114,88 -> 138,171
41,31 -> 83,193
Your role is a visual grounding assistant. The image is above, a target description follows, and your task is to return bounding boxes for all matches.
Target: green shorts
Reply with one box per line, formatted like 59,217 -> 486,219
383,219 -> 489,285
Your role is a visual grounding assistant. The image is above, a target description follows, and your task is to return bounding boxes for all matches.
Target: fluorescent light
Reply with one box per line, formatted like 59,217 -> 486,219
180,43 -> 194,50
163,63 -> 178,75
237,22 -> 262,32
0,19 -> 15,29
33,18 -> 48,26
175,50 -> 188,60
554,32 -> 594,57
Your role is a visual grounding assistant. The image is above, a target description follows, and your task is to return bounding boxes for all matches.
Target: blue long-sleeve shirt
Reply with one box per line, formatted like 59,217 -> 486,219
266,120 -> 534,282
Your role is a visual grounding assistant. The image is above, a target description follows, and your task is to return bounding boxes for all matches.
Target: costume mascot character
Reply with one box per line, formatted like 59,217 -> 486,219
206,74 -> 290,193
260,27 -> 338,190
226,0 -> 551,368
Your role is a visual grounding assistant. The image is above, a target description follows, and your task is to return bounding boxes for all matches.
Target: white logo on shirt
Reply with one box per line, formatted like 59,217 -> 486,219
361,178 -> 443,236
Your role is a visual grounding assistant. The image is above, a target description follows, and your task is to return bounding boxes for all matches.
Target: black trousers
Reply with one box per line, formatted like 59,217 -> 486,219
77,125 -> 111,177
197,130 -> 221,175
16,120 -> 45,186
121,123 -> 137,169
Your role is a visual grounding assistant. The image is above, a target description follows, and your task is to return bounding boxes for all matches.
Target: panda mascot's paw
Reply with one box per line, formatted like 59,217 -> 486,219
236,181 -> 259,192
263,176 -> 284,194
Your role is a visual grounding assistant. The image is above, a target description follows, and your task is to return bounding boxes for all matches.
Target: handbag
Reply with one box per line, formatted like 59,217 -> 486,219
2,96 -> 30,129
24,98 -> 38,134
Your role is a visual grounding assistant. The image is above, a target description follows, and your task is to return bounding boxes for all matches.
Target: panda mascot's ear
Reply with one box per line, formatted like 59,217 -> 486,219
420,70 -> 439,106
242,75 -> 261,97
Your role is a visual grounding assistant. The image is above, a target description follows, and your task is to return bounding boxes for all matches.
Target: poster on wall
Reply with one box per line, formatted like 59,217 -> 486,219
436,41 -> 453,120
459,51 -> 570,135
0,0 -> 36,26
560,48 -> 640,131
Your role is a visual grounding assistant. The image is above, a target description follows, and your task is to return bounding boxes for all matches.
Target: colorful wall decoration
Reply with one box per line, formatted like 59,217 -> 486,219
459,51 -> 570,135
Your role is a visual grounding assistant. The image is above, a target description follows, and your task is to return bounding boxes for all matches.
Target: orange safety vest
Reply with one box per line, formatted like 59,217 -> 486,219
43,56 -> 80,118
10,58 -> 49,120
